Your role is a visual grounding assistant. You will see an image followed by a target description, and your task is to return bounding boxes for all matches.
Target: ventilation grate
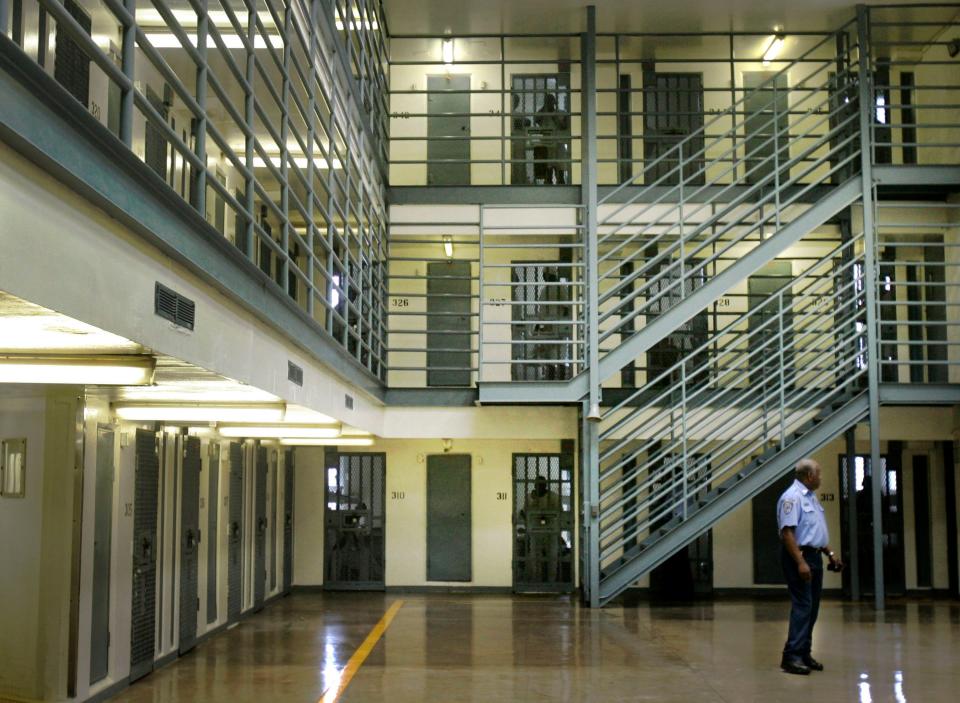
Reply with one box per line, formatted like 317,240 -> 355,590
344,394 -> 354,410
287,361 -> 304,387
155,283 -> 196,330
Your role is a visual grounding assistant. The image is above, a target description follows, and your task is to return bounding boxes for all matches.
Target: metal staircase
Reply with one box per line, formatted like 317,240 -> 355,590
478,20 -> 865,403
594,234 -> 870,604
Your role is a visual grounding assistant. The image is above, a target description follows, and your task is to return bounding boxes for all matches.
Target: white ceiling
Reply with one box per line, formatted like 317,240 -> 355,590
380,0 -> 950,36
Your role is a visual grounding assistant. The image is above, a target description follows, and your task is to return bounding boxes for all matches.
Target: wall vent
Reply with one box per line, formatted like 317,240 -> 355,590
344,394 -> 354,410
154,283 -> 196,330
287,361 -> 304,387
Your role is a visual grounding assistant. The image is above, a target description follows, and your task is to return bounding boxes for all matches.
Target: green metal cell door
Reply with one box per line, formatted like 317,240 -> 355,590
427,261 -> 472,386
179,436 -> 201,654
130,429 -> 159,683
427,455 -> 472,582
743,73 -> 790,185
227,442 -> 243,622
206,444 -> 220,624
90,426 -> 114,684
427,75 -> 471,185
283,449 -> 294,594
254,445 -> 268,610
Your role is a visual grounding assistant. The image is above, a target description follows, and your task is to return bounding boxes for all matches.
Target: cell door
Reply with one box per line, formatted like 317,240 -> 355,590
427,75 -> 471,185
840,454 -> 905,597
748,261 -> 794,398
643,71 -> 704,185
269,450 -> 278,592
743,73 -> 790,185
510,73 -> 572,185
253,446 -> 268,610
90,426 -> 115,685
227,442 -> 243,623
324,452 -> 386,588
427,260 -> 472,387
206,444 -> 220,624
511,262 -> 574,381
512,454 -> 574,593
145,85 -> 170,180
645,254 -> 708,389
427,455 -> 472,582
649,453 -> 713,598
130,429 -> 159,683
179,437 -> 201,654
283,449 -> 294,594
54,0 -> 91,106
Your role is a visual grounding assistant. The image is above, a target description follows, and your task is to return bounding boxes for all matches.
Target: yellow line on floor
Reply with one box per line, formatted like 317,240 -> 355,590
319,599 -> 405,703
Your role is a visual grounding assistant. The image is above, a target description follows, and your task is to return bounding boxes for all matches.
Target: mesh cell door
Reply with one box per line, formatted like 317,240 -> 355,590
130,429 -> 159,683
269,450 -> 278,592
643,71 -> 704,185
324,453 -> 386,588
227,442 -> 243,622
54,0 -> 91,106
511,263 -> 574,381
90,426 -> 115,685
513,454 -> 574,592
178,437 -> 201,654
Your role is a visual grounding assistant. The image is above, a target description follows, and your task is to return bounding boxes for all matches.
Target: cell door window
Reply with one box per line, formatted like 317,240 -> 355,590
511,73 -> 572,185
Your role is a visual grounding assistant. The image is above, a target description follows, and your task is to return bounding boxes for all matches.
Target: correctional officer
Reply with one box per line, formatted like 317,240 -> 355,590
777,458 -> 843,675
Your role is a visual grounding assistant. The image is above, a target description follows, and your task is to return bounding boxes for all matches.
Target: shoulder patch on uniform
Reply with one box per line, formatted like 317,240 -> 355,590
783,500 -> 794,514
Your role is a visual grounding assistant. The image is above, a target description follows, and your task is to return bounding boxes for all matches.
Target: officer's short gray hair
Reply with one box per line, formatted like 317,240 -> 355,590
795,458 -> 820,480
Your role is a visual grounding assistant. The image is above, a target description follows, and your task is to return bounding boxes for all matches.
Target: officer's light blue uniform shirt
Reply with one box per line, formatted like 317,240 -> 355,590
776,479 -> 829,548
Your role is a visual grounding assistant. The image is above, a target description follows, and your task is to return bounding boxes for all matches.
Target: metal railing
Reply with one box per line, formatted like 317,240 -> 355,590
388,33 -> 584,186
594,19 -> 862,369
876,199 -> 960,384
596,233 -> 868,568
479,205 -> 586,383
2,0 -> 390,381
867,4 -> 960,166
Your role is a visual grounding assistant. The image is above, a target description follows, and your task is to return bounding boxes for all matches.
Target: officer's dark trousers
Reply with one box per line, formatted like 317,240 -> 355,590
781,545 -> 824,659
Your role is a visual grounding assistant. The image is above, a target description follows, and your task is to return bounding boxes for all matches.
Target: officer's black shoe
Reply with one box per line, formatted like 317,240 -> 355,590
802,656 -> 824,671
780,657 -> 811,675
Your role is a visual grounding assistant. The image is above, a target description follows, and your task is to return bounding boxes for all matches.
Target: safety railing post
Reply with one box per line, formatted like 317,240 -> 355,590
778,290 -> 787,449
680,362 -> 689,522
856,3 -> 885,610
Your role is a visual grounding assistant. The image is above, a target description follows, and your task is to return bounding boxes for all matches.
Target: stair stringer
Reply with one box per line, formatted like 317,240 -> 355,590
597,392 -> 870,605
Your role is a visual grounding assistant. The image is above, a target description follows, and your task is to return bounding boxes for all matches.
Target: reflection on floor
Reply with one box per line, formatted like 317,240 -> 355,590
109,593 -> 960,703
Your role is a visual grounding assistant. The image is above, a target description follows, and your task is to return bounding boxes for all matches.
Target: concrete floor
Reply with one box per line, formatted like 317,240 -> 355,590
110,593 -> 960,703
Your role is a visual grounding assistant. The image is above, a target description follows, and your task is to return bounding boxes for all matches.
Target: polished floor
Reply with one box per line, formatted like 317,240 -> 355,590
110,593 -> 960,703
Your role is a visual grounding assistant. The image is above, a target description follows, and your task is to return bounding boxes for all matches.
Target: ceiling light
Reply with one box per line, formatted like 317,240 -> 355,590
762,35 -> 785,65
0,355 -> 155,385
217,424 -> 341,439
113,402 -> 285,423
443,235 -> 454,259
143,33 -> 283,50
279,437 -> 375,447
442,38 -> 454,66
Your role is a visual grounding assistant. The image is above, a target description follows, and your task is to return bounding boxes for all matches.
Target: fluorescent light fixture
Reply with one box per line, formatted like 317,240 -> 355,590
335,8 -> 379,31
0,355 -> 155,385
762,35 -> 785,65
443,235 -> 454,259
279,437 -> 374,447
442,38 -> 454,66
144,33 -> 282,49
217,424 -> 341,439
875,95 -> 887,124
251,155 -> 342,170
114,403 -> 285,423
